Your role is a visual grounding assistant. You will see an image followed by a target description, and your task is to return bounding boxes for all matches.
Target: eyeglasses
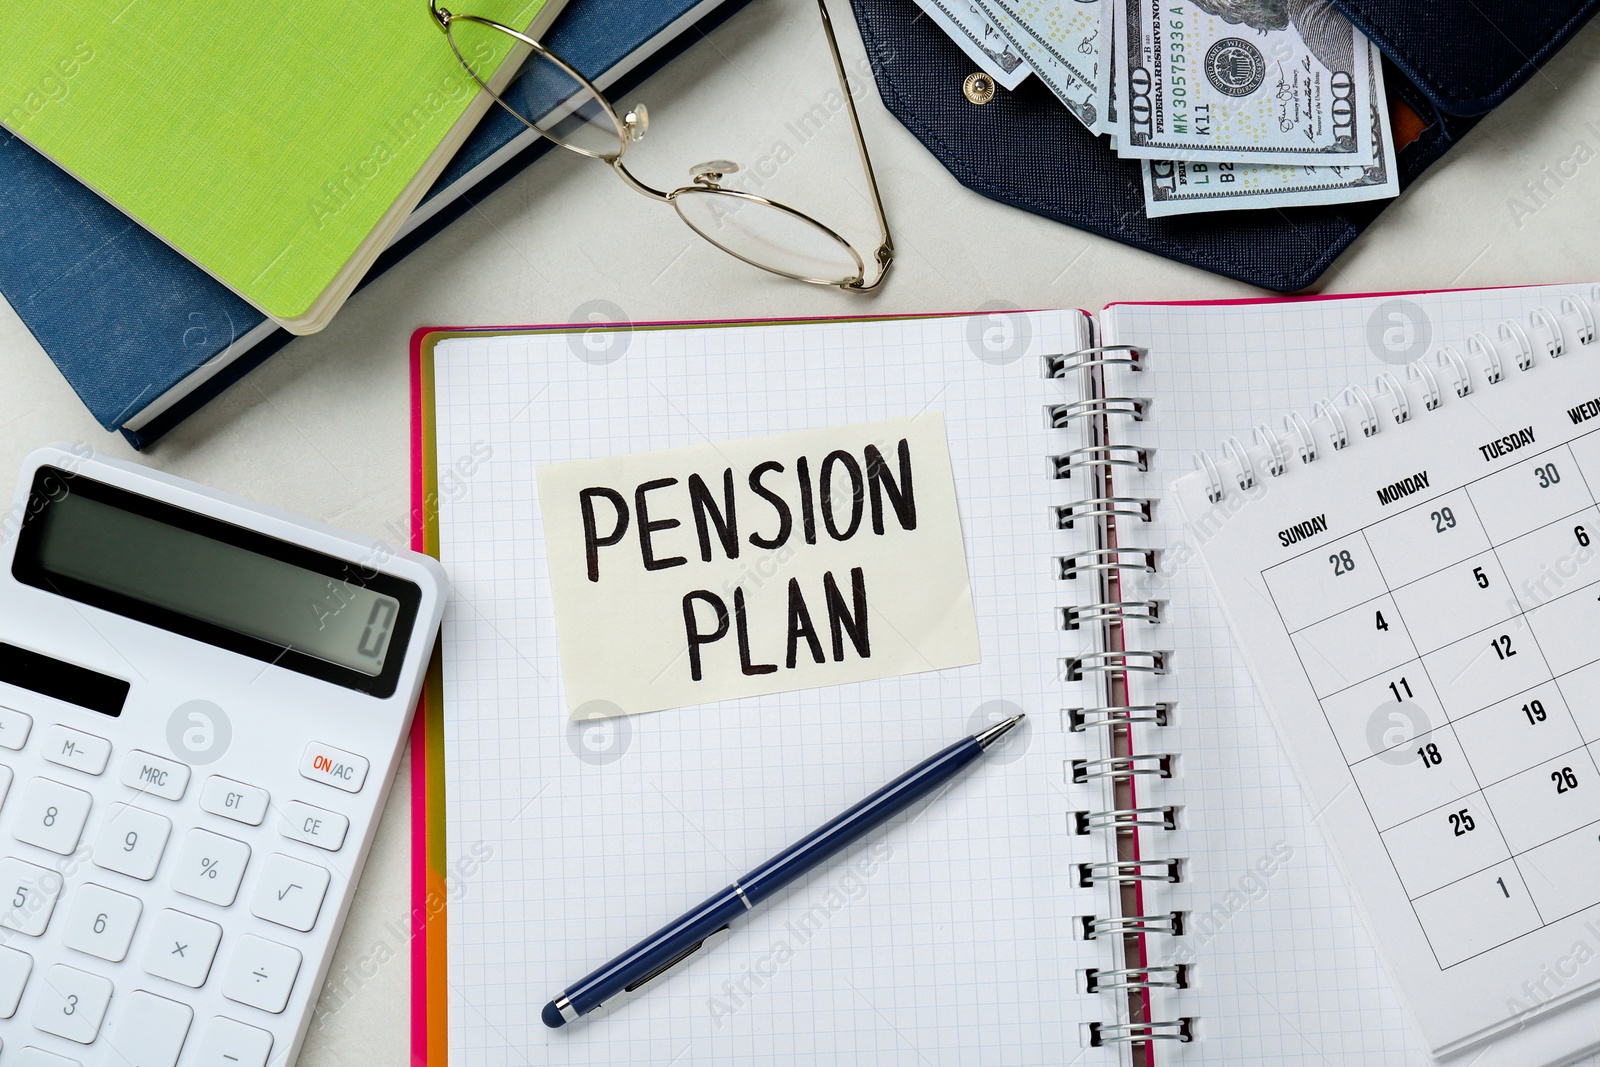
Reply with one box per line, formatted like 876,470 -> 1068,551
427,0 -> 894,292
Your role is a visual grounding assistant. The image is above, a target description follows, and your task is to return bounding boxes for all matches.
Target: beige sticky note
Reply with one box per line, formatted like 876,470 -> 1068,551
536,415 -> 981,717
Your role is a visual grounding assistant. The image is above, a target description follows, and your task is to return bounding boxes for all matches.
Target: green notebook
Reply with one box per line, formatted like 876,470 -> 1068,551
0,0 -> 558,333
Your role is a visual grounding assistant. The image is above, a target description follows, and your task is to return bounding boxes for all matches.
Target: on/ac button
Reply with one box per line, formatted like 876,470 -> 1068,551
298,743 -> 368,794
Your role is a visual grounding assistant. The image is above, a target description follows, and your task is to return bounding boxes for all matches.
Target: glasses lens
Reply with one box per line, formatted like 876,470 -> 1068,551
673,188 -> 864,286
447,17 -> 625,159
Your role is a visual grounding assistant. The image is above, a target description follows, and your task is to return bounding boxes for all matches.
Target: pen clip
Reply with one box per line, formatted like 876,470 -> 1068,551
623,924 -> 731,993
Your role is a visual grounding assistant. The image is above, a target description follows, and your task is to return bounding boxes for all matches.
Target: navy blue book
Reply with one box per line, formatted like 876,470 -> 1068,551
0,0 -> 747,449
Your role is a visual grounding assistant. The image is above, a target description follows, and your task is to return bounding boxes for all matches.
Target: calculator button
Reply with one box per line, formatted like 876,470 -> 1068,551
172,829 -> 250,907
14,1047 -> 79,1067
0,706 -> 32,750
280,800 -> 348,851
31,963 -> 111,1043
299,743 -> 368,793
221,934 -> 301,1014
12,777 -> 92,855
111,990 -> 192,1067
0,945 -> 33,1017
250,854 -> 331,932
60,883 -> 142,962
0,763 -> 14,812
199,776 -> 269,826
119,751 -> 190,801
42,725 -> 110,776
0,857 -> 63,936
91,803 -> 172,881
142,909 -> 222,988
194,1016 -> 273,1067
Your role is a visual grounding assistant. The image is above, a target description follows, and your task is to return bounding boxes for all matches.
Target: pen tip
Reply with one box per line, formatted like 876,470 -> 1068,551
975,713 -> 1025,750
542,1001 -> 567,1029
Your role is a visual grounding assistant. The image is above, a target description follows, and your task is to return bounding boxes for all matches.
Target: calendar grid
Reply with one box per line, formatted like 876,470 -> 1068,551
1261,431 -> 1600,970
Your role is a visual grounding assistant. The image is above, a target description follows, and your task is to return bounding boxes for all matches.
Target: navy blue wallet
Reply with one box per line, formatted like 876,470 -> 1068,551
849,0 -> 1600,291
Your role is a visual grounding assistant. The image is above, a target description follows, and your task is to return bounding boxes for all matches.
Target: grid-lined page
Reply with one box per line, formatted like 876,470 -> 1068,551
430,312 -> 1123,1065
1103,286 -> 1600,1065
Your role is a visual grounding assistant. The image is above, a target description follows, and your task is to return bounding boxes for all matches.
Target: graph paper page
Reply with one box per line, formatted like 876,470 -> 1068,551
1104,285 -> 1600,1066
430,311 -> 1123,1066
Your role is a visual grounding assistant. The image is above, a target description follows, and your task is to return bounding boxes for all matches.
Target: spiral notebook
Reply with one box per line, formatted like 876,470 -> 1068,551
1088,282 -> 1600,1066
408,289 -> 1600,1065
410,312 -> 1132,1066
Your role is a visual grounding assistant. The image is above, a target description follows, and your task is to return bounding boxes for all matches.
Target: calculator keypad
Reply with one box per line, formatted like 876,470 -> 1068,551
195,1015 -> 274,1067
249,854 -> 331,932
59,883 -> 142,963
119,750 -> 190,801
0,709 -> 31,751
41,726 -> 109,776
171,829 -> 250,907
0,858 -> 62,936
199,776 -> 269,826
90,804 -> 172,881
31,964 -> 111,1043
116,990 -> 192,1067
142,909 -> 222,988
220,935 -> 301,1014
0,946 -> 32,1017
12,778 -> 91,855
0,697 -> 370,1063
280,800 -> 347,851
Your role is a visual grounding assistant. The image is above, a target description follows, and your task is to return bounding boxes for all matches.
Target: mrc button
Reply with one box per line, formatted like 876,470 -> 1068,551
119,750 -> 191,801
299,743 -> 368,794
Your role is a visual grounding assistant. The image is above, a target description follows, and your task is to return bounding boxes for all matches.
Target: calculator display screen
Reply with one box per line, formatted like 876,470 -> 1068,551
13,469 -> 422,698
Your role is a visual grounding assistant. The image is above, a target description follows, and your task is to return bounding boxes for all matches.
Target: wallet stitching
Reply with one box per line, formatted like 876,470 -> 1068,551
851,7 -> 1360,289
1336,0 -> 1600,113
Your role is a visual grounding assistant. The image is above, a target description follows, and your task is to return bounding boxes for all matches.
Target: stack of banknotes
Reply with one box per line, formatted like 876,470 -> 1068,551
915,0 -> 1399,216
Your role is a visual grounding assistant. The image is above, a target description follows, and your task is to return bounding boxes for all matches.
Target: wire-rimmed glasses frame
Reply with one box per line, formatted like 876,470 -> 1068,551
427,0 -> 894,292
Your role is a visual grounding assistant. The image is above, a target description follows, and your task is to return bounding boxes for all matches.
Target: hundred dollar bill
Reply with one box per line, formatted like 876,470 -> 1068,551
1116,0 -> 1376,165
981,0 -> 1106,126
1142,39 -> 1396,215
913,0 -> 1032,91
971,0 -> 1099,129
1100,0 -> 1117,135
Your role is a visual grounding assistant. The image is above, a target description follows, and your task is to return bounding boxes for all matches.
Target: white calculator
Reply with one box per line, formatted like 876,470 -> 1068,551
0,446 -> 447,1067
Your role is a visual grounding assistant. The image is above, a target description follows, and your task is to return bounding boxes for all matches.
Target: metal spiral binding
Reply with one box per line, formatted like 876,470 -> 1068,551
1048,341 -> 1187,1050
1085,964 -> 1190,993
1063,649 -> 1170,682
1077,858 -> 1183,888
1046,396 -> 1151,428
1088,1019 -> 1196,1046
1044,344 -> 1147,377
1061,600 -> 1163,630
1058,547 -> 1158,580
1052,496 -> 1154,529
1193,289 -> 1600,504
1072,754 -> 1173,783
1081,912 -> 1186,939
1050,444 -> 1152,481
1066,702 -> 1173,732
1073,805 -> 1179,835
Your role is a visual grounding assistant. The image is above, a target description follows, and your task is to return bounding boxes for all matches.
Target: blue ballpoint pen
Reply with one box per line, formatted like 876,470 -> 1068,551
542,713 -> 1025,1028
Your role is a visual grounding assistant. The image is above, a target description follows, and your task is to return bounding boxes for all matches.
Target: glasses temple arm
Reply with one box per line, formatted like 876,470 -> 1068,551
816,0 -> 893,290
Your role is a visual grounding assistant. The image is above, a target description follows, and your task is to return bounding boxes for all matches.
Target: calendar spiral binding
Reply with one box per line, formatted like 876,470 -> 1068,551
1193,288 -> 1600,503
1048,343 -> 1191,1052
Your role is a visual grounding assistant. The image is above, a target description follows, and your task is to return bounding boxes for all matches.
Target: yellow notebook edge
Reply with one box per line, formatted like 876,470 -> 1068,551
1,0 -> 569,336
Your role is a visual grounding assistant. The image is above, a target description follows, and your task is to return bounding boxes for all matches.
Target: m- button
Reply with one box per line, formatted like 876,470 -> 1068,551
298,744 -> 367,794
